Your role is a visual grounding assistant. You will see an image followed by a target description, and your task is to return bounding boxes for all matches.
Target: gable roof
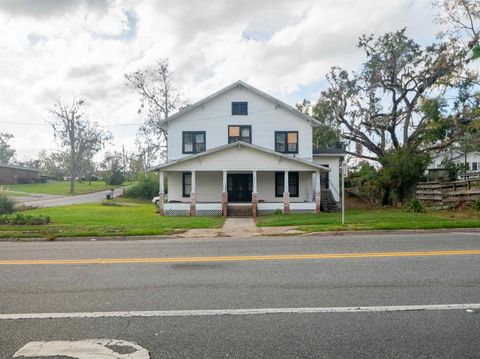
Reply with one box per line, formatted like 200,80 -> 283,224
151,141 -> 329,172
452,151 -> 480,161
165,80 -> 322,126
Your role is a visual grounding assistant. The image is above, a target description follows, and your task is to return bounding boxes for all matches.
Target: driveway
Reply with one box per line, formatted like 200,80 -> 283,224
14,187 -> 126,208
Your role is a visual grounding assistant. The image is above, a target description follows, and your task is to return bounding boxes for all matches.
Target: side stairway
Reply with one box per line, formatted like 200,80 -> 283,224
321,189 -> 339,212
227,203 -> 253,217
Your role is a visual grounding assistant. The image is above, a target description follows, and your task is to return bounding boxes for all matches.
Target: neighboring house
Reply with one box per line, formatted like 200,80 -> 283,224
0,163 -> 40,184
152,81 -> 345,216
429,150 -> 480,172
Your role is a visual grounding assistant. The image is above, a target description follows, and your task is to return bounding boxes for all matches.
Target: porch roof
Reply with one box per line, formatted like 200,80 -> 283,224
151,141 -> 329,172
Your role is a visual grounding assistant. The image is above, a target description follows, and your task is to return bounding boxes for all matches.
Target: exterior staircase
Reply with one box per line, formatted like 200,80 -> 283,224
227,203 -> 253,217
320,189 -> 339,212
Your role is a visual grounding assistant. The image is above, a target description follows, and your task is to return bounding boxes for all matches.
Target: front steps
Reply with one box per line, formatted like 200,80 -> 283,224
227,203 -> 253,217
321,189 -> 339,212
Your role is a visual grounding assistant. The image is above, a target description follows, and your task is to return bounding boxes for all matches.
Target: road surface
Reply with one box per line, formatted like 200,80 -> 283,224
1,232 -> 479,358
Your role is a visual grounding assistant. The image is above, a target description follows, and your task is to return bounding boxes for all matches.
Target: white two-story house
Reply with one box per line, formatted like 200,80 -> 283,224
152,81 -> 345,216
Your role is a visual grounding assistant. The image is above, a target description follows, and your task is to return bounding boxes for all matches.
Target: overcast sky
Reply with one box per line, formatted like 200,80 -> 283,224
0,0 -> 441,160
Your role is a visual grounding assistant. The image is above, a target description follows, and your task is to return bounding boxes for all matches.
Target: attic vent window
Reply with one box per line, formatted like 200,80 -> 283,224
232,102 -> 248,115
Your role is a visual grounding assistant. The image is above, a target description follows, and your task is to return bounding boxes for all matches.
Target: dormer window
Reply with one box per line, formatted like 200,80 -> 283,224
275,131 -> 298,154
228,125 -> 251,143
182,131 -> 206,154
232,102 -> 248,115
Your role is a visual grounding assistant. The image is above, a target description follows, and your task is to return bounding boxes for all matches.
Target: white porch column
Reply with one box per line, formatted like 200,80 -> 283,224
283,171 -> 290,214
190,171 -> 196,216
222,171 -> 228,217
158,171 -> 165,215
315,170 -> 321,213
252,170 -> 258,217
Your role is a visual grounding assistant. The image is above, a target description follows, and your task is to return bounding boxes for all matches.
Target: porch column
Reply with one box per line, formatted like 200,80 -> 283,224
222,171 -> 228,217
190,171 -> 196,216
283,171 -> 290,214
158,171 -> 165,216
252,170 -> 258,217
315,170 -> 321,213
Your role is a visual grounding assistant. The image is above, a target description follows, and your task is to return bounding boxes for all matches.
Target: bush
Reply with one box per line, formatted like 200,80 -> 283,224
472,199 -> 480,211
104,169 -> 125,185
0,193 -> 15,215
123,174 -> 159,199
405,199 -> 425,213
274,208 -> 283,215
0,212 -> 51,225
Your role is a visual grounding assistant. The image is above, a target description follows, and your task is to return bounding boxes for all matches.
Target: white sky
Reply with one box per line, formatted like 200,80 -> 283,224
0,0 -> 441,161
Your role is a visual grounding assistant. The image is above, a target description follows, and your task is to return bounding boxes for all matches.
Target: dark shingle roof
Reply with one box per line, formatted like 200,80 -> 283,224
312,148 -> 346,156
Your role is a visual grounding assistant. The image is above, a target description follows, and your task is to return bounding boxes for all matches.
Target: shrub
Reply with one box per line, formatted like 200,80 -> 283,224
104,169 -> 125,185
472,199 -> 480,211
274,208 -> 283,215
0,212 -> 51,225
0,193 -> 15,215
123,174 -> 159,199
405,199 -> 425,213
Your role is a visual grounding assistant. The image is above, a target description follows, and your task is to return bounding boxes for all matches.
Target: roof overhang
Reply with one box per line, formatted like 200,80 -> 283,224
151,141 -> 329,172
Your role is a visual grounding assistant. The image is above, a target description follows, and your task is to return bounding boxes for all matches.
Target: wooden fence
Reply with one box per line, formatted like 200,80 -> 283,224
416,179 -> 480,208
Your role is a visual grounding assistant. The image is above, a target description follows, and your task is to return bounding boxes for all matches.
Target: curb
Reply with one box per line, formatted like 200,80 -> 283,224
1,227 -> 480,242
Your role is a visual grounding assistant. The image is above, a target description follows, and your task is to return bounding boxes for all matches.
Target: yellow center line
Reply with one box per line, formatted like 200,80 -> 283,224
0,250 -> 480,265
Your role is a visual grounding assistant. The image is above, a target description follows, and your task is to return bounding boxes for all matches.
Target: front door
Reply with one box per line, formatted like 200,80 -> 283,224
227,174 -> 253,202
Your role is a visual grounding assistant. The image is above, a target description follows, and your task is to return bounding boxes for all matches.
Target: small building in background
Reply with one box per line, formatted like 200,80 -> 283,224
0,164 -> 40,184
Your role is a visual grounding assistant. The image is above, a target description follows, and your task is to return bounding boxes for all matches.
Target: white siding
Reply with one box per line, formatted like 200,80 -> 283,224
167,86 -> 312,161
312,155 -> 342,202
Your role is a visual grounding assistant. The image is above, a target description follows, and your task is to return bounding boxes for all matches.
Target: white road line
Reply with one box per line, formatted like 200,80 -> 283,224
1,304 -> 479,320
452,232 -> 480,236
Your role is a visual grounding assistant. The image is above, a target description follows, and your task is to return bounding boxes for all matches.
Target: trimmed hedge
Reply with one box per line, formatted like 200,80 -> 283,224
0,213 -> 51,225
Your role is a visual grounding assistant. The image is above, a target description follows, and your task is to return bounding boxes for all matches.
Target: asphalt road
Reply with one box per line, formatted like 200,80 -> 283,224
1,232 -> 480,358
14,187 -> 125,208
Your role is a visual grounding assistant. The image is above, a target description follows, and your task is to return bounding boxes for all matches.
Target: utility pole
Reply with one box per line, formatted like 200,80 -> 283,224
342,160 -> 346,225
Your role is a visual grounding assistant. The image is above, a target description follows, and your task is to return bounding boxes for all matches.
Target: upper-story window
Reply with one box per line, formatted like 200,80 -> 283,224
182,131 -> 206,154
275,131 -> 298,154
228,125 -> 251,143
232,102 -> 248,115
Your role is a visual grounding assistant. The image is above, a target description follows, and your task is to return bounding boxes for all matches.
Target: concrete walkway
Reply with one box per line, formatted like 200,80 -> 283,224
179,217 -> 302,238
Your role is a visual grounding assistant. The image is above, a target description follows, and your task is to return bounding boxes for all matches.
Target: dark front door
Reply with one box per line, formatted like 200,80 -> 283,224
227,174 -> 253,202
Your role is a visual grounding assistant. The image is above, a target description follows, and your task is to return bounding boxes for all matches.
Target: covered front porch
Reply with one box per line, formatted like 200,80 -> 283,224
152,142 -> 329,217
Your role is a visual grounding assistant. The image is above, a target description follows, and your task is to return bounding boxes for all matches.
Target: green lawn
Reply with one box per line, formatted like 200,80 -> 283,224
256,208 -> 480,232
0,201 -> 224,239
1,181 -> 134,196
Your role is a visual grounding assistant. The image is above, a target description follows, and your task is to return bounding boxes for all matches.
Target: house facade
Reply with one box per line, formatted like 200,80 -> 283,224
0,163 -> 40,184
152,81 -> 344,216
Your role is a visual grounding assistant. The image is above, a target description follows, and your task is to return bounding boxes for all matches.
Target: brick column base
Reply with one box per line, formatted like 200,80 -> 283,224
251,193 -> 258,217
283,192 -> 290,214
158,193 -> 164,216
316,192 -> 321,213
190,193 -> 197,216
222,192 -> 228,217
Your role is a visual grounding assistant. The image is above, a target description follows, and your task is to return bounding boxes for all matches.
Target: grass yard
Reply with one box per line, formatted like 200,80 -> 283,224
0,200 -> 224,239
1,181 -> 134,196
256,208 -> 480,232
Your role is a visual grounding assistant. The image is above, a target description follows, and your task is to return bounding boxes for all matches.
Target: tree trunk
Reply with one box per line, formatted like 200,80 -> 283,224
382,187 -> 390,206
70,147 -> 75,194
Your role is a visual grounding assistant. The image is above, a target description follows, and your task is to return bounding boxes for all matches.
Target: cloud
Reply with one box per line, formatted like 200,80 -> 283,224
0,0 -> 109,18
0,0 -> 442,159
